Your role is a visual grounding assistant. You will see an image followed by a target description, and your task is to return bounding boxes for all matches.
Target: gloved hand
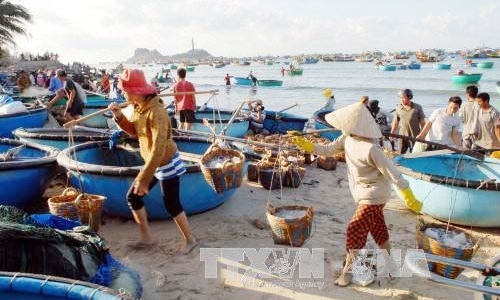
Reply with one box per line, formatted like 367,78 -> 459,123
291,136 -> 314,153
491,151 -> 500,159
399,187 -> 423,214
109,130 -> 123,149
286,130 -> 302,136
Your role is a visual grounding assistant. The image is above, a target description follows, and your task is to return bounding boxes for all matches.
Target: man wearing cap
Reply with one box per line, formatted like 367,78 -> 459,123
46,70 -> 86,122
390,89 -> 426,154
108,69 -> 197,254
292,102 -> 422,287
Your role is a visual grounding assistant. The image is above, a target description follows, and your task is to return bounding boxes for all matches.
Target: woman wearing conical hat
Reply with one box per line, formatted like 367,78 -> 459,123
292,102 -> 422,287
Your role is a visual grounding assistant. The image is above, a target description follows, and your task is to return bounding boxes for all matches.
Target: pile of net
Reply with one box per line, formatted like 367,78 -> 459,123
0,205 -> 142,299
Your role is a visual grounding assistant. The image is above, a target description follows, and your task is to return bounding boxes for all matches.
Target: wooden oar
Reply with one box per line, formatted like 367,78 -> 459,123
158,89 -> 219,97
383,132 -> 484,160
284,128 -> 341,136
63,102 -> 130,128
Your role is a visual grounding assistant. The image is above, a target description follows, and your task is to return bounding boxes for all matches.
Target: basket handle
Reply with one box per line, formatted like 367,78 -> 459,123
222,159 -> 232,169
61,187 -> 79,196
73,193 -> 87,206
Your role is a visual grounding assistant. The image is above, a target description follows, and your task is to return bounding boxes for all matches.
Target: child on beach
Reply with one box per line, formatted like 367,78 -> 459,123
292,102 -> 422,287
108,69 -> 197,254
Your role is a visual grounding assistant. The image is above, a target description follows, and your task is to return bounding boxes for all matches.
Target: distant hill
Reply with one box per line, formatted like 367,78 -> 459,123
125,48 -> 213,64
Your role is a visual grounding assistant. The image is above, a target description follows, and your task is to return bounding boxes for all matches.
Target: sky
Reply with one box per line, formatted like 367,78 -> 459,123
8,0 -> 500,64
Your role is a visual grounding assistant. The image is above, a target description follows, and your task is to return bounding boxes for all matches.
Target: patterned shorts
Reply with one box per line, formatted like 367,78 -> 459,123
345,204 -> 389,250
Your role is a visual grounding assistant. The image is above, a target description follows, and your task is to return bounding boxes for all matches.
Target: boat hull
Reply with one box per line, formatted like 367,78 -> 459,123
451,73 -> 482,84
394,154 -> 500,227
234,77 -> 253,86
0,139 -> 58,208
477,61 -> 494,69
13,127 -> 112,150
178,110 -> 249,137
57,137 -> 239,220
257,80 -> 283,87
0,106 -> 47,138
313,109 -> 342,140
379,65 -> 397,71
434,63 -> 451,70
83,99 -> 124,128
262,110 -> 308,134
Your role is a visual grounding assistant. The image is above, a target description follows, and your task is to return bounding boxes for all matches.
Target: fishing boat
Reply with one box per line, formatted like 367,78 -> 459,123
451,73 -> 482,84
257,79 -> 283,87
288,69 -> 303,76
234,77 -> 254,86
407,61 -> 422,69
262,110 -> 308,134
177,109 -> 249,138
0,139 -> 58,208
82,98 -> 125,128
433,63 -> 452,70
57,136 -> 242,220
477,61 -> 494,69
0,272 -> 135,300
312,109 -> 342,140
394,153 -> 500,227
0,102 -> 48,138
186,66 -> 195,72
379,64 -> 397,71
13,127 -> 113,150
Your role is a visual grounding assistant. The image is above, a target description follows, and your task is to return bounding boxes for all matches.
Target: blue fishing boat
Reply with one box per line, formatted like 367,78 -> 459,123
182,109 -> 250,138
57,136 -> 241,220
407,62 -> 422,69
234,77 -> 254,86
434,63 -> 452,70
0,139 -> 58,208
83,98 -> 125,128
13,127 -> 113,150
257,79 -> 283,87
312,109 -> 342,140
394,153 -> 500,227
0,272 -> 136,300
379,64 -> 397,71
477,61 -> 494,69
0,103 -> 47,138
451,73 -> 482,84
262,110 -> 308,134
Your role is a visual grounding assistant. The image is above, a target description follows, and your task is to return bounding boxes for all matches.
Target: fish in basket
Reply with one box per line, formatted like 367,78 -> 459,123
200,145 -> 245,194
47,187 -> 106,232
266,205 -> 313,247
416,219 -> 479,279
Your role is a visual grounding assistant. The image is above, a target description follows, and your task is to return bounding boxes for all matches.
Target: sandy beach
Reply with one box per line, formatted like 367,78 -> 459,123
44,160 -> 500,300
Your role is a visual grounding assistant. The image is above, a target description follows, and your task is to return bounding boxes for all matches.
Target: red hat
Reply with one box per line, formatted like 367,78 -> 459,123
118,69 -> 157,95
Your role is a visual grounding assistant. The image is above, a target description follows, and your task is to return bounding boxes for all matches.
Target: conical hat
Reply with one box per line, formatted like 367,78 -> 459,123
325,102 -> 382,139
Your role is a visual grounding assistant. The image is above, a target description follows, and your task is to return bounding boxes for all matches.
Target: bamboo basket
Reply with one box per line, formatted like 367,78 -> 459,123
282,165 -> 306,188
47,187 -> 105,232
416,220 -> 479,279
246,161 -> 260,183
258,167 -> 283,190
266,205 -> 313,247
200,145 -> 245,194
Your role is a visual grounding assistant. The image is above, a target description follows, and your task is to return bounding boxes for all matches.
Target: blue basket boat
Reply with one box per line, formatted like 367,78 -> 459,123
0,104 -> 47,138
434,63 -> 452,70
312,109 -> 342,140
394,153 -> 500,227
257,80 -> 283,87
0,139 -> 58,208
477,61 -> 494,69
451,73 -> 482,84
379,65 -> 397,71
0,272 -> 136,300
234,77 -> 254,86
83,98 -> 125,128
13,127 -> 113,151
57,136 -> 241,220
181,110 -> 250,138
262,110 -> 308,134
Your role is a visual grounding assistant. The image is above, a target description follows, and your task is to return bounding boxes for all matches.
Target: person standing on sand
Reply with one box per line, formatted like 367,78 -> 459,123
473,92 -> 500,151
291,102 -> 422,287
172,67 -> 196,131
390,89 -> 426,154
108,69 -> 197,254
459,85 -> 479,149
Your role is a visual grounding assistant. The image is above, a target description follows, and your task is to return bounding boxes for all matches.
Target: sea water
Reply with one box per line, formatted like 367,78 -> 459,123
104,57 -> 500,120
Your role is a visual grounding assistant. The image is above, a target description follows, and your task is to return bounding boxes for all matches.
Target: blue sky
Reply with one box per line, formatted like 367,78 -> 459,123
10,0 -> 500,64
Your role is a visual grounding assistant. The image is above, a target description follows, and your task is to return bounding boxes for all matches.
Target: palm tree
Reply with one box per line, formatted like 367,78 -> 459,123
0,0 -> 31,46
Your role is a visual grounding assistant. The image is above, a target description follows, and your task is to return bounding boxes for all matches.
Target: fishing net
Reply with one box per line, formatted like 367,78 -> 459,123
0,205 -> 142,298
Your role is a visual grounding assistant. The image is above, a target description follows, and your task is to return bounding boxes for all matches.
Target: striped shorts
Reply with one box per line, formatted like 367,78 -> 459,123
345,204 -> 389,251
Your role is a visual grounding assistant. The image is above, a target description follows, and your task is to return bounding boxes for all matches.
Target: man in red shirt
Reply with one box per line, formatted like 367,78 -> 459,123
173,68 -> 196,130
100,70 -> 110,94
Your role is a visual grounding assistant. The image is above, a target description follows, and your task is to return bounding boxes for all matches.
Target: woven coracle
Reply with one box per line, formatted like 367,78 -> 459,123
316,156 -> 337,170
266,205 -> 313,247
200,145 -> 245,194
47,187 -> 105,232
416,220 -> 479,279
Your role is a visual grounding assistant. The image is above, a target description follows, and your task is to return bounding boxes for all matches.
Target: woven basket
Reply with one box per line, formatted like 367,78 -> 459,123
416,220 -> 479,279
47,187 -> 106,232
258,167 -> 283,190
316,156 -> 337,170
200,145 -> 245,194
246,161 -> 260,183
266,205 -> 313,247
282,166 -> 306,188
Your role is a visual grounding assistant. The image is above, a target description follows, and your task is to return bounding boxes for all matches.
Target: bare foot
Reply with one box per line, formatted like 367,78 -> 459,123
334,272 -> 352,287
126,239 -> 157,250
178,240 -> 198,255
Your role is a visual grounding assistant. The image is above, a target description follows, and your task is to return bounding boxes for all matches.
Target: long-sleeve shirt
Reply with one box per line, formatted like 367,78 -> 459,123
115,96 -> 177,186
313,134 -> 408,205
